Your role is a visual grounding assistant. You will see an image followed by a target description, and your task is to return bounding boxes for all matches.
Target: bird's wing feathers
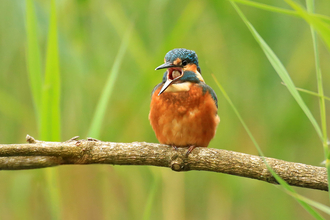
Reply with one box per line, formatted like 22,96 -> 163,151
151,83 -> 163,97
200,83 -> 218,108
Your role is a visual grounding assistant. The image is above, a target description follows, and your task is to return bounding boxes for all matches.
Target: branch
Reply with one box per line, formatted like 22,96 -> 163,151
0,135 -> 327,191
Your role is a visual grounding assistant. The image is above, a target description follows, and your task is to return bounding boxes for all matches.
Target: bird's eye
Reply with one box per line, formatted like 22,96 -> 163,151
182,60 -> 187,66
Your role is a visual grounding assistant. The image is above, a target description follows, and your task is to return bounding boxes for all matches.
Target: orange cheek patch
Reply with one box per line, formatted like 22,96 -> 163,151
173,58 -> 182,66
184,64 -> 204,82
184,63 -> 197,72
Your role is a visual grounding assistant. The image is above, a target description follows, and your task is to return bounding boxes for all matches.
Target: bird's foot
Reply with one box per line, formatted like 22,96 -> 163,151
186,145 -> 197,155
171,144 -> 178,151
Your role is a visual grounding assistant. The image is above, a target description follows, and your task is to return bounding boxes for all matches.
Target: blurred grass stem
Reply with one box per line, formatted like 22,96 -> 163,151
87,26 -> 131,138
305,0 -> 330,202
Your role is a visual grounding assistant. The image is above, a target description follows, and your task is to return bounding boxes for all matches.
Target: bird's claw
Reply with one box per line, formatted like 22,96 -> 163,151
186,145 -> 196,155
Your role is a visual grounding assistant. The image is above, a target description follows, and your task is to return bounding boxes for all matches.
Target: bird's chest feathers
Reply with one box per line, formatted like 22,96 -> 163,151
150,83 -> 219,147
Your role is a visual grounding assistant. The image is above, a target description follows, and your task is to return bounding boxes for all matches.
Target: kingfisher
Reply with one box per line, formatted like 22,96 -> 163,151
149,48 -> 220,155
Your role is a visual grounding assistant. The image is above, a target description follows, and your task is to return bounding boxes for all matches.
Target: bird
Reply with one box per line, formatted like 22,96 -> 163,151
149,48 -> 220,155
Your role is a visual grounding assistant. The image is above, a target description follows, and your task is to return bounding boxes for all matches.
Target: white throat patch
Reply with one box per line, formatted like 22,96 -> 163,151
164,82 -> 192,93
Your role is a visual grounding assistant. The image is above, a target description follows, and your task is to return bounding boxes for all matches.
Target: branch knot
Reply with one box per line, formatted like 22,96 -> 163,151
26,134 -> 36,144
170,154 -> 189,172
171,158 -> 185,171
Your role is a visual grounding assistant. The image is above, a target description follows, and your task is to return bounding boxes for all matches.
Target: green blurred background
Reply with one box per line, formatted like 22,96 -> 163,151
0,0 -> 330,219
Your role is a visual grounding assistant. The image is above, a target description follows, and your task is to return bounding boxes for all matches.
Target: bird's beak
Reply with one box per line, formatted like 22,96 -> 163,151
158,79 -> 174,96
155,62 -> 182,96
155,62 -> 179,70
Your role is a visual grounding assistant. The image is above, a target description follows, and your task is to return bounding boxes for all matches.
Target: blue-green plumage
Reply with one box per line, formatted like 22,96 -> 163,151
165,48 -> 198,65
179,71 -> 201,83
164,48 -> 201,73
200,83 -> 218,108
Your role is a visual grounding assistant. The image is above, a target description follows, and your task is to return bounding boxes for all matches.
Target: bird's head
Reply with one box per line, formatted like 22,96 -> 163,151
155,48 -> 204,95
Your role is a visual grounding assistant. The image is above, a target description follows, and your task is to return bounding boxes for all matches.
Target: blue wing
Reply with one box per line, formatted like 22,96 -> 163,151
200,83 -> 218,108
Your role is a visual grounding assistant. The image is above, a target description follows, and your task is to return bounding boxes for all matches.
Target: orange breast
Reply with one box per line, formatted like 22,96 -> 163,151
149,84 -> 220,147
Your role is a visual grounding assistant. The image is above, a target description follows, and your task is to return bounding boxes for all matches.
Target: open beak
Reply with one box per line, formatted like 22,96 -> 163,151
155,62 -> 182,96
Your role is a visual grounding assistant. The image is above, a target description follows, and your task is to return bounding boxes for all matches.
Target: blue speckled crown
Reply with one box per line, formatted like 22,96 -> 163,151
165,48 -> 199,67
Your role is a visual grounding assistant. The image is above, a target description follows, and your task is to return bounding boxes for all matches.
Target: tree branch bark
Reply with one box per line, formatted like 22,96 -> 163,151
0,135 -> 327,191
